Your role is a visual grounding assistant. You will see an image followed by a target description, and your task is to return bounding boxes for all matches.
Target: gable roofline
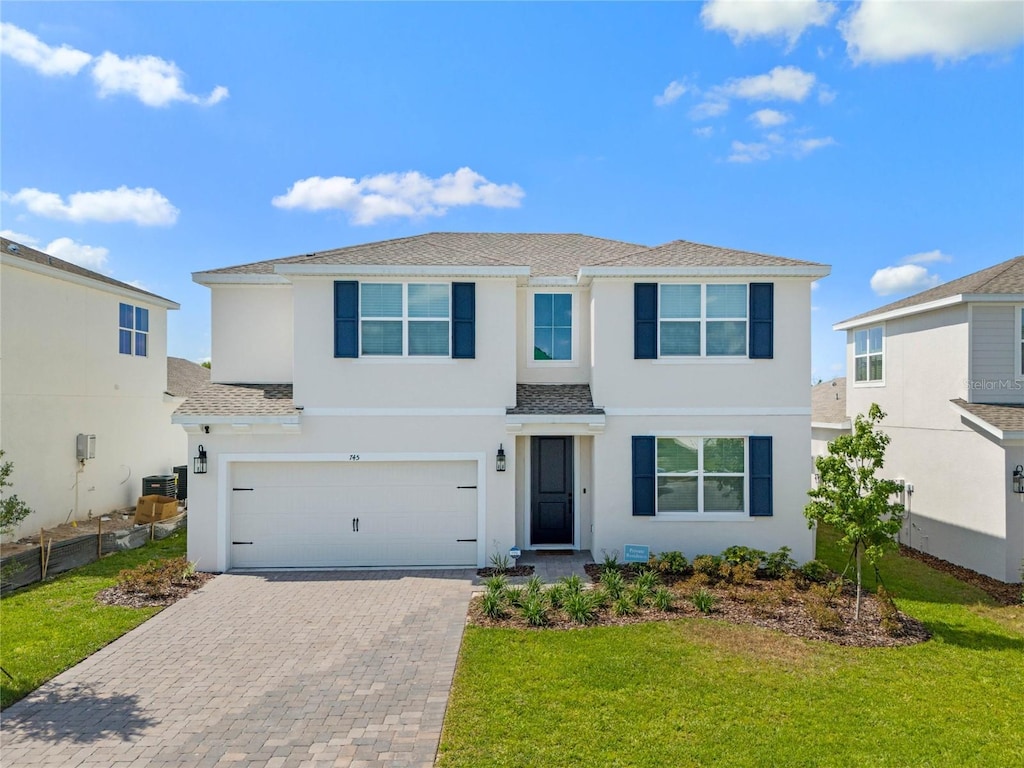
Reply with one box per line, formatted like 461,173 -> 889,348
2,237 -> 179,309
834,255 -> 1024,330
579,265 -> 830,280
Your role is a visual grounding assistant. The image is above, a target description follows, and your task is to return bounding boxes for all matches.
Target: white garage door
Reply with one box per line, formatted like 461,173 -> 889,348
229,461 -> 479,568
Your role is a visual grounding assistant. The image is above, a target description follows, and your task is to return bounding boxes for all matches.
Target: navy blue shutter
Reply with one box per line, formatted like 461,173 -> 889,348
749,436 -> 773,517
451,282 -> 476,359
749,282 -> 774,359
334,281 -> 359,358
634,283 -> 658,359
632,436 -> 656,516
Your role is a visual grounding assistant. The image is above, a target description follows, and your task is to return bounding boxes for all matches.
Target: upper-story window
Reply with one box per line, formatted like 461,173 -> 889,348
533,293 -> 572,361
119,303 -> 148,357
360,283 -> 450,357
659,284 -> 747,357
854,326 -> 883,383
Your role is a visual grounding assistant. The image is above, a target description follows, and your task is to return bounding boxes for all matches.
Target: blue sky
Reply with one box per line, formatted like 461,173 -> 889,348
3,1 -> 1022,380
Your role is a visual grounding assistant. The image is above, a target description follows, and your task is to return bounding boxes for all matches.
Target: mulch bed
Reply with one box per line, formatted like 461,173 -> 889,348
470,573 -> 930,647
96,572 -> 215,609
477,565 -> 535,578
897,545 -> 1022,606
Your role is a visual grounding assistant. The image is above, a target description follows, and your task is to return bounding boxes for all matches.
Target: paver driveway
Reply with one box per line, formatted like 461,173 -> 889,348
2,569 -> 475,768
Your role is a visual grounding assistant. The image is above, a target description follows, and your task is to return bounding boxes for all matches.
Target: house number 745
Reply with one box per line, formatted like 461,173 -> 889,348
349,454 -> 360,461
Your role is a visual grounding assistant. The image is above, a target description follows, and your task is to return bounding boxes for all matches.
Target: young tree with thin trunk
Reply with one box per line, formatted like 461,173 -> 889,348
805,404 -> 905,620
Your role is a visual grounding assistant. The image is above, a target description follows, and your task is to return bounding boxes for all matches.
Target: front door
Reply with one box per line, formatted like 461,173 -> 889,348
531,436 -> 573,546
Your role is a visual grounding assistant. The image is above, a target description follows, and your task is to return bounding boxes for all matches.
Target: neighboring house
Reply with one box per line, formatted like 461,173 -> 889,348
175,233 -> 829,572
811,377 -> 850,458
835,256 -> 1024,583
167,356 -> 211,402
0,237 -> 184,538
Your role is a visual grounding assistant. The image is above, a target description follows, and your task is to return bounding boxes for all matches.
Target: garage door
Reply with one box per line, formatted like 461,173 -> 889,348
229,461 -> 478,568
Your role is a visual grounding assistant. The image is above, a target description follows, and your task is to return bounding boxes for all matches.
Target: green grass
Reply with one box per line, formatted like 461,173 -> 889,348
439,526 -> 1024,767
0,529 -> 187,709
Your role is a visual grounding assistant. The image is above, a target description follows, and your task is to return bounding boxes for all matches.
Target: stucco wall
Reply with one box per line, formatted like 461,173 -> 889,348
291,277 -> 517,409
210,284 -> 293,384
185,414 -> 515,571
590,278 -> 813,410
591,414 -> 815,564
1,264 -> 185,538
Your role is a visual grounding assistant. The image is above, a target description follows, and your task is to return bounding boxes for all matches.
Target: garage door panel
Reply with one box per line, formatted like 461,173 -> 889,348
229,461 -> 478,568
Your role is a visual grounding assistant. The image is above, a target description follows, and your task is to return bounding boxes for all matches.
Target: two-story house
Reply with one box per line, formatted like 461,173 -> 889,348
835,256 -> 1024,583
0,237 -> 184,538
175,233 -> 829,572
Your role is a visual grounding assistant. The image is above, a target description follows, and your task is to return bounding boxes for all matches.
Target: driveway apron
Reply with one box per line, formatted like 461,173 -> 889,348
2,570 -> 475,768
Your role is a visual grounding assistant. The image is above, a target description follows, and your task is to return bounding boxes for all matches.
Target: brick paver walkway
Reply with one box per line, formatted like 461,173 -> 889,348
2,570 -> 475,767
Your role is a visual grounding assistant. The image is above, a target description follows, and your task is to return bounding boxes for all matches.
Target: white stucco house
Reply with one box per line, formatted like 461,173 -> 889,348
0,236 -> 187,538
175,233 -> 830,572
835,255 -> 1024,583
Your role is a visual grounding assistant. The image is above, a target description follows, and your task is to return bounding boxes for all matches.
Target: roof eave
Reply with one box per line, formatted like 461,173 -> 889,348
193,271 -> 291,286
579,265 -> 831,279
834,292 -> 1022,331
274,264 -> 531,278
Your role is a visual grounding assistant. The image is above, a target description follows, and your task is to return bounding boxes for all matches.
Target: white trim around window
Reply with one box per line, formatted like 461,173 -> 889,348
853,324 -> 885,387
654,436 -> 748,518
658,283 -> 748,358
527,289 -> 579,368
359,282 -> 451,358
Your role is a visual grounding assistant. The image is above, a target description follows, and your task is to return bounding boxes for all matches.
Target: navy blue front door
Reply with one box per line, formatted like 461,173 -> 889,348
531,436 -> 573,545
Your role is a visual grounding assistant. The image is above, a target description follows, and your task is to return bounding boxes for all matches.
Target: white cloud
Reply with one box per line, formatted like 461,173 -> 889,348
701,0 -> 837,48
0,229 -> 40,246
794,136 -> 836,155
870,264 -> 940,296
690,97 -> 731,120
723,65 -> 817,101
6,186 -> 179,226
841,0 -> 1024,64
0,22 -> 92,76
272,167 -> 525,225
91,52 -> 229,107
693,126 -> 715,138
902,249 -> 952,265
654,80 -> 690,107
749,108 -> 791,127
817,84 -> 837,104
44,237 -> 110,270
728,141 -> 772,163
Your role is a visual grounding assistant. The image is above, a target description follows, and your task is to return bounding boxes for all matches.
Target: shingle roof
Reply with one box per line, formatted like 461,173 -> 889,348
173,383 -> 297,416
507,384 -> 604,415
811,377 -> 849,424
2,236 -> 175,304
840,255 -> 1024,325
166,357 -> 211,398
591,239 -> 826,269
198,232 -> 823,280
951,399 -> 1024,435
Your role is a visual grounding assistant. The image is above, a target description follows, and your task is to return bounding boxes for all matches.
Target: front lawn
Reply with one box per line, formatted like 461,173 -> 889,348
438,527 -> 1024,767
0,529 -> 189,709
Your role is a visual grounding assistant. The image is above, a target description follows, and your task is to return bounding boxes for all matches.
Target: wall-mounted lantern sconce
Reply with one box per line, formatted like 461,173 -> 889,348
1013,465 -> 1024,494
496,444 -> 506,472
194,445 -> 208,475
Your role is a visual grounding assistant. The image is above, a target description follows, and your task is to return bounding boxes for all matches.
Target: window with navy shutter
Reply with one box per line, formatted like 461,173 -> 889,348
748,436 -> 773,517
634,283 -> 657,359
632,436 -> 656,516
452,282 -> 476,359
748,283 -> 774,359
334,281 -> 359,358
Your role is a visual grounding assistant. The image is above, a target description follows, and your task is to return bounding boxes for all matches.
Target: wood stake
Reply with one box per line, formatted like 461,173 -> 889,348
150,521 -> 155,542
40,527 -> 45,576
98,516 -> 103,559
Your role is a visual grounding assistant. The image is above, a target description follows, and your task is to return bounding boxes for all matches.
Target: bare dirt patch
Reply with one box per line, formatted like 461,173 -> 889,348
2,509 -> 143,557
897,545 -> 1022,606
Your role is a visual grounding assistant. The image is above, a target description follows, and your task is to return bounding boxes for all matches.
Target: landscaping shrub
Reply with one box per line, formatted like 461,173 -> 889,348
600,569 -> 626,600
691,587 -> 718,614
116,556 -> 194,598
876,585 -> 901,635
805,581 -> 844,631
612,594 -> 636,617
600,551 -> 620,575
481,591 -> 507,620
524,575 -> 544,600
489,551 -> 512,574
721,545 -> 766,567
652,550 -> 689,575
721,561 -> 758,586
799,559 -> 832,584
519,594 -> 549,627
559,574 -> 585,594
563,590 -> 601,624
763,546 -> 798,579
692,555 -> 723,582
504,585 -> 526,608
652,586 -> 674,611
483,574 -> 508,595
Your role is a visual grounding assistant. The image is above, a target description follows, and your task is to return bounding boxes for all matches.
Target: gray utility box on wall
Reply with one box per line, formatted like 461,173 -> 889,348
76,433 -> 96,460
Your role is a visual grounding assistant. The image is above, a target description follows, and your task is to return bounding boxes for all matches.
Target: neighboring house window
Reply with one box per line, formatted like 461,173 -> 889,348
360,283 -> 450,356
659,284 -> 747,357
119,303 -> 148,357
656,437 -> 746,513
854,326 -> 883,383
534,293 -> 572,361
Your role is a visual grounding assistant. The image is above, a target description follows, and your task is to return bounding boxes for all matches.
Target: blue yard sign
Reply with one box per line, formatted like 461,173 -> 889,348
623,544 -> 650,563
